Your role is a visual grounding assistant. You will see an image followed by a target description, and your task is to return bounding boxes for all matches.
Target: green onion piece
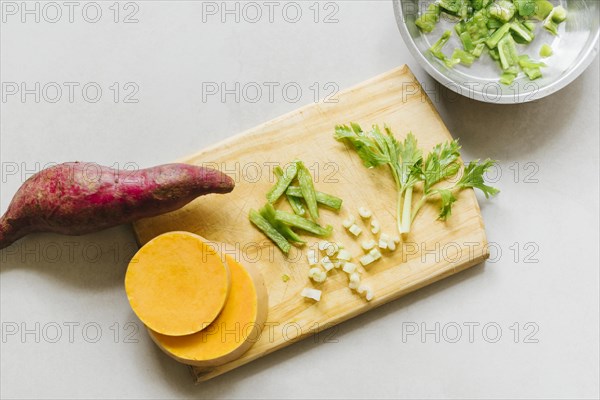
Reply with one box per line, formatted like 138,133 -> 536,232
539,43 -> 553,57
274,210 -> 332,237
415,3 -> 440,33
486,23 -> 511,48
296,161 -> 319,221
266,163 -> 297,203
249,209 -> 291,254
452,48 -> 476,65
488,0 -> 516,23
260,203 -> 305,244
286,186 -> 343,210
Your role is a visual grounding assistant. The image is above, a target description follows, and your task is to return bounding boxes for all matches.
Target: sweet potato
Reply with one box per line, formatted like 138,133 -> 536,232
0,162 -> 234,249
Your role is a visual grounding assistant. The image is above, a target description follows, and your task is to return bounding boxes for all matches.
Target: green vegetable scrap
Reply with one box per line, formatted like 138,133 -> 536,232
416,0 -> 566,84
249,160 -> 342,254
335,123 -> 499,235
539,43 -> 553,57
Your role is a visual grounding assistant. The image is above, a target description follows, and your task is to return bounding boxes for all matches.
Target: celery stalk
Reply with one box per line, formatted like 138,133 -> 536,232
486,23 -> 511,48
429,30 -> 453,61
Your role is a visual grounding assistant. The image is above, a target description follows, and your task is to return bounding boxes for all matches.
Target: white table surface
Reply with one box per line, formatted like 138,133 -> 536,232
1,1 -> 598,398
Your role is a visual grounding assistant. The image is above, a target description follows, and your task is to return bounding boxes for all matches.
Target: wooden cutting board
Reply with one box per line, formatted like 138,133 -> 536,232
133,65 -> 489,382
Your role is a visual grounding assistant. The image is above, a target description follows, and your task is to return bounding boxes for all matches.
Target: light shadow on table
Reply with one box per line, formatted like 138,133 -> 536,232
148,261 -> 485,396
0,224 -> 137,290
429,60 -> 596,160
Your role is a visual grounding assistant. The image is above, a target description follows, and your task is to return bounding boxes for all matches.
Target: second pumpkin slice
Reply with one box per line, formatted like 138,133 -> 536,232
125,231 -> 230,336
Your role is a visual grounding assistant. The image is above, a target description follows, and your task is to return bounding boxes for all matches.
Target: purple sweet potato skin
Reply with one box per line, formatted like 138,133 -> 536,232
0,162 -> 234,249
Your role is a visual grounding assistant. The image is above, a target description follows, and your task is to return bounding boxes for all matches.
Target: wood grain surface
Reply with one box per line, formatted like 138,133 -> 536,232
132,65 -> 490,382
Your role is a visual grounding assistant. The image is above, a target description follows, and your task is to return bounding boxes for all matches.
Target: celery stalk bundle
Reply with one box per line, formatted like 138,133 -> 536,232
335,123 -> 499,235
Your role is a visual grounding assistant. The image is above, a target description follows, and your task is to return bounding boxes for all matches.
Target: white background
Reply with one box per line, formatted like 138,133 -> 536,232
1,1 -> 599,398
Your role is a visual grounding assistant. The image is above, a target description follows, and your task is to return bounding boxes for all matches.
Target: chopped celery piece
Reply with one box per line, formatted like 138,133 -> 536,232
523,20 -> 536,31
539,43 -> 553,57
444,57 -> 461,68
515,0 -> 553,20
286,186 -> 343,210
274,210 -> 333,237
460,31 -> 475,51
415,3 -> 440,33
429,30 -> 453,60
472,43 -> 486,57
518,55 -> 546,79
455,21 -> 466,35
452,48 -> 476,65
458,0 -> 470,19
466,11 -> 490,41
260,203 -> 305,244
472,0 -> 491,11
489,0 -> 516,23
249,209 -> 291,254
267,163 -> 297,203
510,20 -> 534,42
543,5 -> 567,35
551,5 -> 567,22
487,18 -> 503,29
486,22 -> 511,48
498,34 -> 519,70
273,166 -> 305,216
296,161 -> 319,221
438,0 -> 461,13
489,47 -> 500,60
287,191 -> 305,215
543,18 -> 559,35
500,72 -> 517,85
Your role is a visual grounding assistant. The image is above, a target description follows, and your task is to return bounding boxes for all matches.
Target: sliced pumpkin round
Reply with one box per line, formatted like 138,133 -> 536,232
149,252 -> 268,367
125,231 -> 230,336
